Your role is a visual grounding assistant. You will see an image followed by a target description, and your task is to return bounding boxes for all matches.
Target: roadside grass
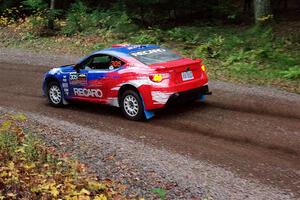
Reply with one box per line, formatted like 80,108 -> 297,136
151,188 -> 167,200
0,113 -> 127,199
0,22 -> 299,93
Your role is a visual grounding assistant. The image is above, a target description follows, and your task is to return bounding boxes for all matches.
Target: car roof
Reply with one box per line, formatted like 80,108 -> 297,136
76,44 -> 162,64
92,44 -> 161,56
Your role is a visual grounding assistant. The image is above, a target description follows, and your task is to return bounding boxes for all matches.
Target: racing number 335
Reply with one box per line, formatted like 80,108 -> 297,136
42,44 -> 211,121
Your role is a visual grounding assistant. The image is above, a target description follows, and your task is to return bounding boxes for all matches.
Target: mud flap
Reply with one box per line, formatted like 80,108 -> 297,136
141,96 -> 155,120
144,110 -> 154,120
62,98 -> 69,105
60,84 -> 69,105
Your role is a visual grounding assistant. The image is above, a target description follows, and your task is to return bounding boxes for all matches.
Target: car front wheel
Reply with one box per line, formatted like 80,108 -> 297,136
47,82 -> 63,106
120,90 -> 144,121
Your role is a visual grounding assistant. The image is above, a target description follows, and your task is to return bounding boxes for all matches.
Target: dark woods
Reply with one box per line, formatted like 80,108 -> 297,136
1,0 -> 299,27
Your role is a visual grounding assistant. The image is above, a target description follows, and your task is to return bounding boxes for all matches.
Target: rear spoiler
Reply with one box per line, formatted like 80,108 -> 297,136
111,44 -> 130,48
151,58 -> 203,71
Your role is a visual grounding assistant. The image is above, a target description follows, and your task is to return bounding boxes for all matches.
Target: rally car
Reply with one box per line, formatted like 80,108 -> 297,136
42,44 -> 211,120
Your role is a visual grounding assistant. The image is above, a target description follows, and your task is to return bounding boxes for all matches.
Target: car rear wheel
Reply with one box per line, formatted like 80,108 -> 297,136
120,90 -> 144,121
47,82 -> 63,106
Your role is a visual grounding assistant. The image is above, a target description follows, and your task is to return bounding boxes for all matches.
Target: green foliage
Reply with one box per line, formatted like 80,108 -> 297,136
130,34 -> 157,44
0,123 -> 19,156
23,133 -> 41,161
22,0 -> 47,11
62,1 -> 133,36
25,15 -> 49,35
130,29 -> 162,44
167,27 -> 201,44
122,0 -> 237,26
2,0 -> 251,27
21,0 -> 61,35
95,10 -> 135,33
189,26 -> 300,81
194,35 -> 225,58
151,188 -> 167,200
281,66 -> 300,79
62,1 -> 89,35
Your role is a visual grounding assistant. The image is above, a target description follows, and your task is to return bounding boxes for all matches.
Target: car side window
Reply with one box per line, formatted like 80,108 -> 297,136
86,55 -> 125,70
78,54 -> 125,71
91,55 -> 111,70
110,57 -> 124,69
77,57 -> 93,70
93,56 -> 110,63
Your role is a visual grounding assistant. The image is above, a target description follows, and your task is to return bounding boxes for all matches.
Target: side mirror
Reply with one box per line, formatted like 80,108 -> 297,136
74,64 -> 81,73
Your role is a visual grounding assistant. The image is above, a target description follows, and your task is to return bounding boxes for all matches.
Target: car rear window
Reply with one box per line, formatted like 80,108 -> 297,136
130,48 -> 182,65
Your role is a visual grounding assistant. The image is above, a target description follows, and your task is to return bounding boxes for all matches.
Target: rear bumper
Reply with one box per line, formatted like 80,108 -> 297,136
141,83 -> 211,110
167,85 -> 211,104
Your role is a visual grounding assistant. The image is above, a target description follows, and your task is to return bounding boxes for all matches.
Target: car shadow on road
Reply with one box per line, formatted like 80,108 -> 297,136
50,100 -> 207,121
154,100 -> 207,119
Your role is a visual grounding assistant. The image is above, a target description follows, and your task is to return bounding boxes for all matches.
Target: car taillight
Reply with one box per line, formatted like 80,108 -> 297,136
201,64 -> 206,72
149,73 -> 169,82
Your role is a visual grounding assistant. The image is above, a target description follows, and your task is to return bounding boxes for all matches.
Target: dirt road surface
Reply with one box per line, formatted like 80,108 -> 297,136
0,48 -> 299,199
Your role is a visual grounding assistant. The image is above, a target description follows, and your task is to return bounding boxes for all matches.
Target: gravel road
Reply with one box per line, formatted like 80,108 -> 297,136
0,47 -> 299,199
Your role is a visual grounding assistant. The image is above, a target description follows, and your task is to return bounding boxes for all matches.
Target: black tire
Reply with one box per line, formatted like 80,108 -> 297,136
47,81 -> 64,107
120,90 -> 144,121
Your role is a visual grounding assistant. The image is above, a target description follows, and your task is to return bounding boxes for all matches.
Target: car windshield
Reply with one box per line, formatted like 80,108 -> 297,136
130,48 -> 182,65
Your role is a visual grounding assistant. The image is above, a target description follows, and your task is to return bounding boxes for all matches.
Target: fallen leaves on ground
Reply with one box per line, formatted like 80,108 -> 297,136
0,113 -> 130,199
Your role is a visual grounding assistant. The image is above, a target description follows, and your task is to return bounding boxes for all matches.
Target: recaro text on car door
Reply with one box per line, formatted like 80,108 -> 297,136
68,56 -> 92,100
85,54 -> 123,103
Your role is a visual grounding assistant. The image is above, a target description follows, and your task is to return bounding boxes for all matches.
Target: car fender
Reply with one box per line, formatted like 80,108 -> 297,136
43,73 -> 69,105
117,83 -> 154,120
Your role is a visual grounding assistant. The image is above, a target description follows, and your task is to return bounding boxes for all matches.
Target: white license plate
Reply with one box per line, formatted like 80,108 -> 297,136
181,71 -> 194,81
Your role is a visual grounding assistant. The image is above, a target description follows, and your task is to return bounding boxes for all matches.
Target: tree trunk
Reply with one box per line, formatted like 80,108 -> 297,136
244,0 -> 252,12
254,0 -> 272,24
50,0 -> 55,10
48,0 -> 55,30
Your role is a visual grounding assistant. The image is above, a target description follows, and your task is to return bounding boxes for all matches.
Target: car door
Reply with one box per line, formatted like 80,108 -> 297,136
66,55 -> 93,101
85,54 -> 123,103
68,69 -> 89,99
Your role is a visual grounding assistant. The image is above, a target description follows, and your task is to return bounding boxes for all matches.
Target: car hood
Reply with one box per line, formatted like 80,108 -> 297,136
47,65 -> 74,75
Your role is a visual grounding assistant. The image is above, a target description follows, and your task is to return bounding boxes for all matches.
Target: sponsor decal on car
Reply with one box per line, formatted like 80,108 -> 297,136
131,48 -> 166,57
73,88 -> 103,98
127,45 -> 144,50
70,72 -> 78,80
70,73 -> 87,85
62,83 -> 68,88
64,88 -> 69,95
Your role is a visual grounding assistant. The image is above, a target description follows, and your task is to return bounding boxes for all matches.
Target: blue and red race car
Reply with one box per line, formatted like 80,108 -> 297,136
42,44 -> 211,120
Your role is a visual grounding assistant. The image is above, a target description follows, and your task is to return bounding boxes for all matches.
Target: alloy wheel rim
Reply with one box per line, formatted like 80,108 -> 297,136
123,95 -> 139,117
49,85 -> 61,104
